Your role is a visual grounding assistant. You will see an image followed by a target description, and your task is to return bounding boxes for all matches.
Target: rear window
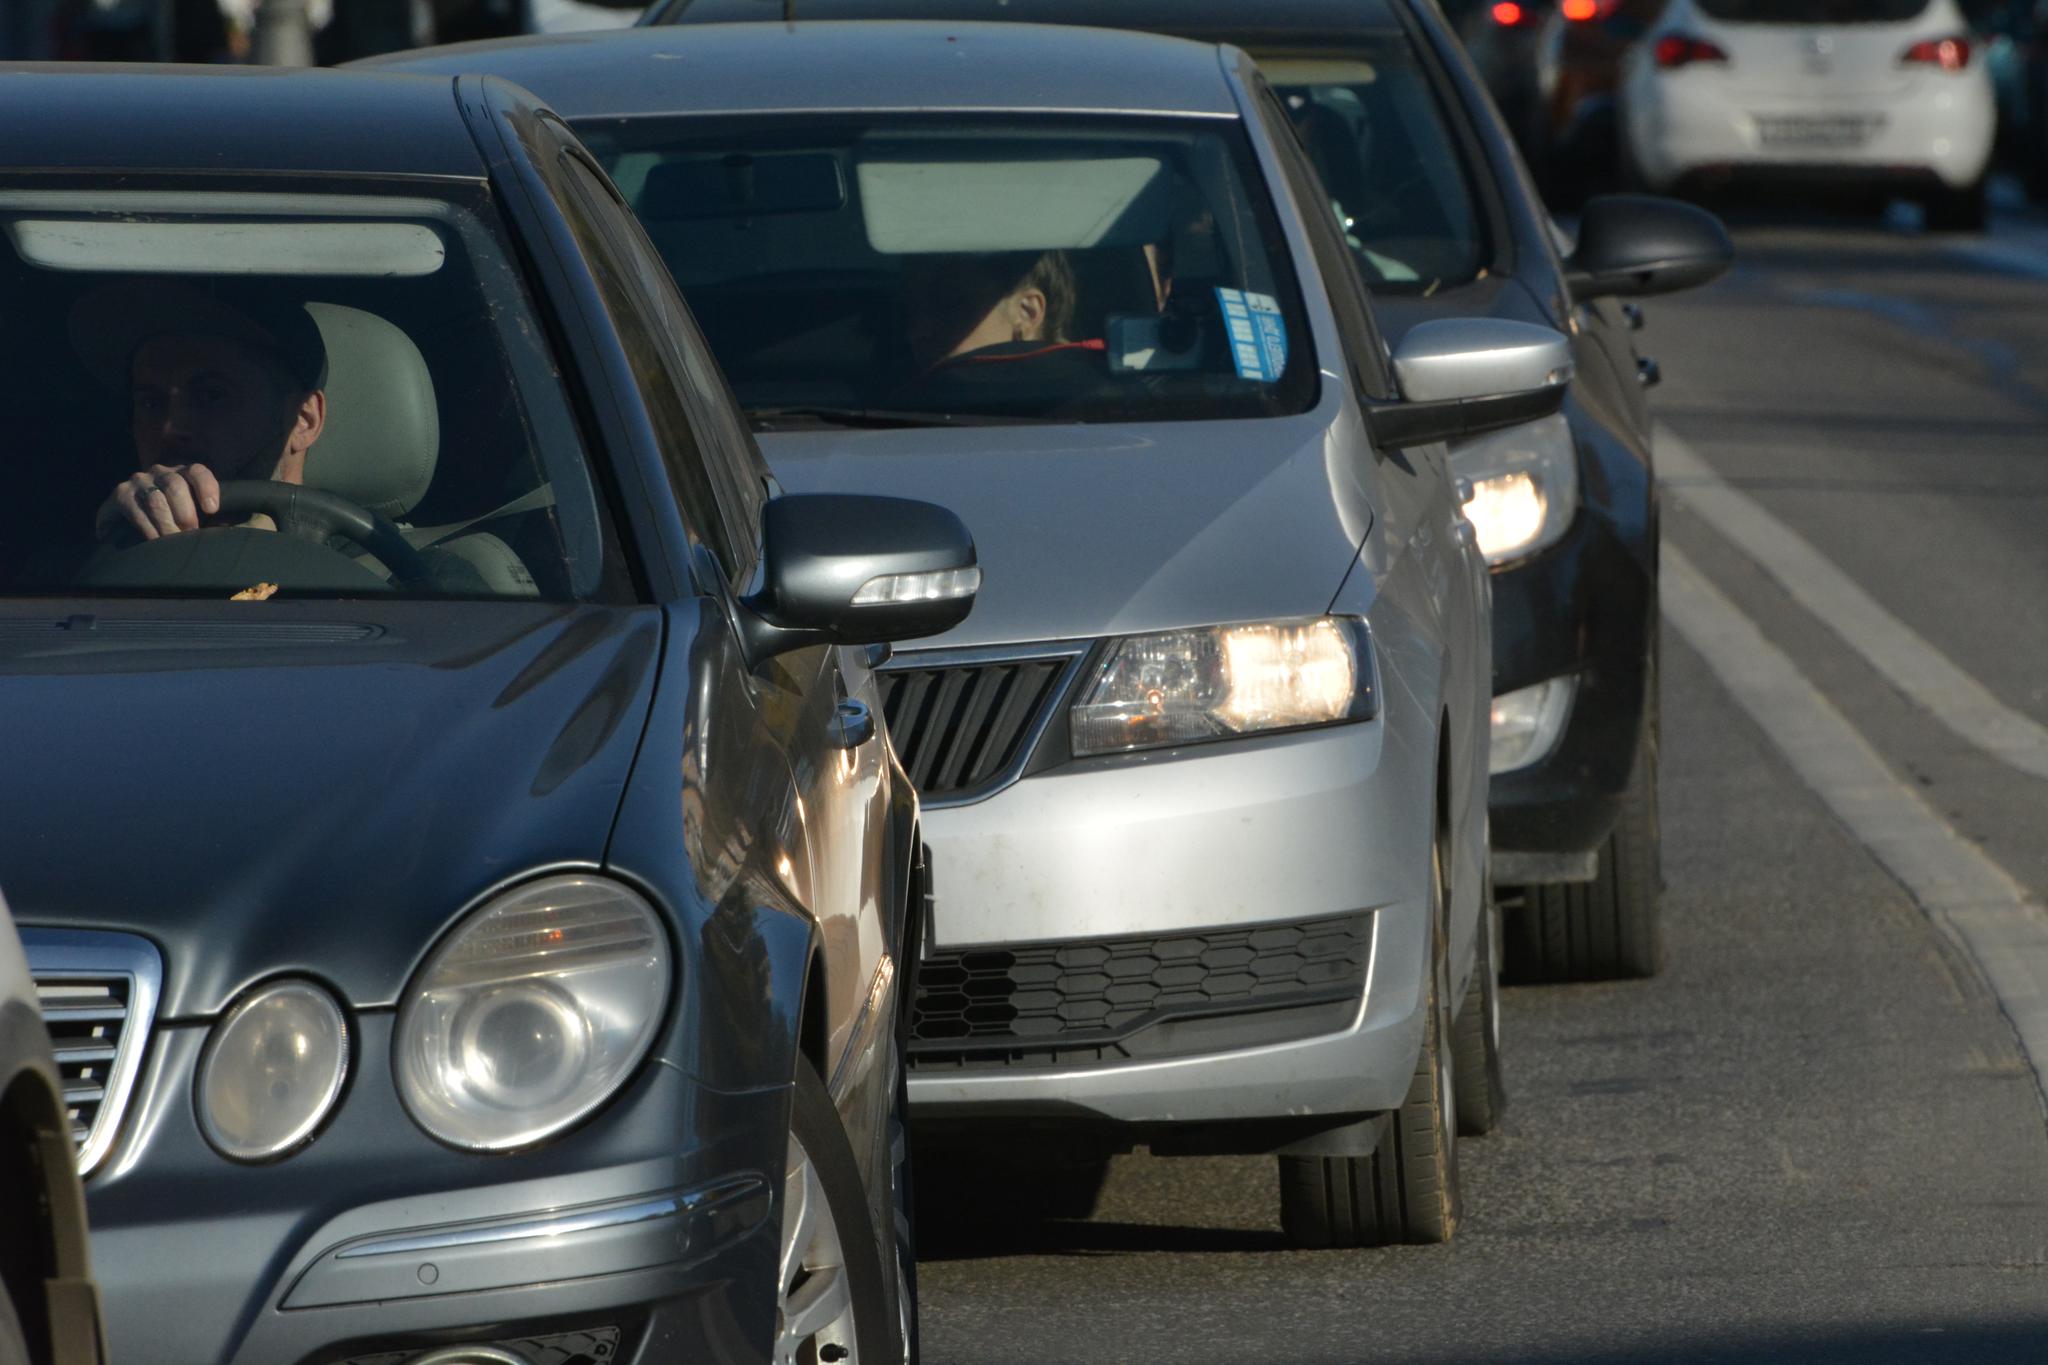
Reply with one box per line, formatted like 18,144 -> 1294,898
1260,45 -> 1491,295
577,114 -> 1318,430
1696,0 -> 1930,22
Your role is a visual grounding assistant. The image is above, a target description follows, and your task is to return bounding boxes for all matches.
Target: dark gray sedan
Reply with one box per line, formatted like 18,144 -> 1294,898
0,62 -> 977,1365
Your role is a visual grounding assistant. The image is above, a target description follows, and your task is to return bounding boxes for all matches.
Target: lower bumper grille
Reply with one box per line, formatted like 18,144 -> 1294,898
334,1326 -> 621,1365
910,914 -> 1370,1069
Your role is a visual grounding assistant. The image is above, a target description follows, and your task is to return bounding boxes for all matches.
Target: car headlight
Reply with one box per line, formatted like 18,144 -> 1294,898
1449,412 -> 1579,566
198,978 -> 349,1163
1490,675 -> 1577,775
395,874 -> 672,1152
1071,616 -> 1377,757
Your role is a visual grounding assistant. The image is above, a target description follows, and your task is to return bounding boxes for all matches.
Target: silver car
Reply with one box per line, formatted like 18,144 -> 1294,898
373,21 -> 1573,1245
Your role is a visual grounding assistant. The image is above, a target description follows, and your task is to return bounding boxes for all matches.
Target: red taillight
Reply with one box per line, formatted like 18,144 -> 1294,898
1655,33 -> 1729,68
1561,0 -> 1600,20
1491,1 -> 1527,25
1902,36 -> 1971,71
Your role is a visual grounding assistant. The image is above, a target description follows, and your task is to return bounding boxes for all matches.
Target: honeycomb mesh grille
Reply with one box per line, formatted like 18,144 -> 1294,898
910,915 -> 1370,1060
878,656 -> 1073,798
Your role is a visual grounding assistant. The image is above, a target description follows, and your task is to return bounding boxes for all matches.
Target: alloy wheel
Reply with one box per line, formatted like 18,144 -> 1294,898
777,1131 -> 860,1365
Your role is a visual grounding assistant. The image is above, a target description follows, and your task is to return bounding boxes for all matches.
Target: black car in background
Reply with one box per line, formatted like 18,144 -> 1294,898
641,0 -> 1732,982
0,63 -> 978,1365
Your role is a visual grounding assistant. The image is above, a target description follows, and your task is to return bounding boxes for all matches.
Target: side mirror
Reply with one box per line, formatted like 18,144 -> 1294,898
1367,318 -> 1574,448
1566,194 -> 1733,299
740,493 -> 978,662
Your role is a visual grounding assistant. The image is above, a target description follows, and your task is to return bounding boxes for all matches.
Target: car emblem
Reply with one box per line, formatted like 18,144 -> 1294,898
1802,32 -> 1834,73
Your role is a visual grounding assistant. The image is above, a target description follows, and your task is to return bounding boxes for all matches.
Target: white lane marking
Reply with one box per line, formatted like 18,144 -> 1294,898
1664,545 -> 2048,1102
1658,426 -> 2048,783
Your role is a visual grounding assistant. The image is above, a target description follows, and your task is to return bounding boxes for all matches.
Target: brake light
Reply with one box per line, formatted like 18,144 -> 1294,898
1655,33 -> 1729,68
1561,0 -> 1600,20
1901,36 -> 1971,71
1491,1 -> 1528,25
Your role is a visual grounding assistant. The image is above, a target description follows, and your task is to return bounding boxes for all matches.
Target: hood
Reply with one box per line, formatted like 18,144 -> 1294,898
0,602 -> 662,1018
760,405 -> 1374,650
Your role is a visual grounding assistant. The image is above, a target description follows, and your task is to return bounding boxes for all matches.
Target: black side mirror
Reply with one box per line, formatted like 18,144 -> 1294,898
1566,194 -> 1733,300
740,493 -> 978,662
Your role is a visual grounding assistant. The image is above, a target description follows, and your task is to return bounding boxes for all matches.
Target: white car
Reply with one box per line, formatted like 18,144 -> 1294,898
1620,0 -> 1996,228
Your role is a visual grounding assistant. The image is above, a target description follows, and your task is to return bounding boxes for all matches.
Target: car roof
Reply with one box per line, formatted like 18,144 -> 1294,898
0,65 -> 484,178
361,22 -> 1246,120
646,0 -> 1407,42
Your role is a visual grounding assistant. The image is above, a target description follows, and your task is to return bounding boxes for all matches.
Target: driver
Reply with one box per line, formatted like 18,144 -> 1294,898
893,251 -> 1104,410
69,280 -> 329,542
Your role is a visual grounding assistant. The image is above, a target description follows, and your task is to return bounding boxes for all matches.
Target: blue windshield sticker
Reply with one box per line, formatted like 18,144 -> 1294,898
1215,288 -> 1288,383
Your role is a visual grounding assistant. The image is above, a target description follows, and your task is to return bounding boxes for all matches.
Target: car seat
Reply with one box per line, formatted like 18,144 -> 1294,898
302,303 -> 535,595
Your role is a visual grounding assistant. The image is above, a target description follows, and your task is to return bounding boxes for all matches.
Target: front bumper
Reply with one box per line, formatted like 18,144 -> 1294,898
85,1013 -> 782,1365
907,720 -> 1435,1131
1486,502 -> 1655,862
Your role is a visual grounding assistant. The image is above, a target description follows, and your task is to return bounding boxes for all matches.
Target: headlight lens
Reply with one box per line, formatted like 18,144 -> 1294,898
198,979 -> 349,1163
1490,675 -> 1577,775
1450,412 -> 1579,566
395,874 -> 672,1152
1071,616 -> 1376,757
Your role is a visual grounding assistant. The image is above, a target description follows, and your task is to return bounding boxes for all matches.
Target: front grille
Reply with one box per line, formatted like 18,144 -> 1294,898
23,930 -> 161,1178
910,914 -> 1370,1065
879,648 -> 1085,801
335,1326 -> 622,1365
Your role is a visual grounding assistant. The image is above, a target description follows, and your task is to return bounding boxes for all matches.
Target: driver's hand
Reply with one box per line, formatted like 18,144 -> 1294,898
95,464 -> 222,542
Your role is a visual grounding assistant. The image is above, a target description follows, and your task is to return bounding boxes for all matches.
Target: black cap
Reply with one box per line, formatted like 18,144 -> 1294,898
69,279 -> 330,396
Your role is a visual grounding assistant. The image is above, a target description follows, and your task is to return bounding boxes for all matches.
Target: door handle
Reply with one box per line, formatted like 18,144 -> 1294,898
831,698 -> 875,750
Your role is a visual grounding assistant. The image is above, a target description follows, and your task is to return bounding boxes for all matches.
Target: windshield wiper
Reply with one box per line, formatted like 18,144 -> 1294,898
746,405 -> 1059,431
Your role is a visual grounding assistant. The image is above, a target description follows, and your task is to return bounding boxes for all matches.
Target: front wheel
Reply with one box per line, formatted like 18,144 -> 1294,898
1504,711 -> 1663,983
1452,884 -> 1507,1136
779,1060 -> 897,1365
1278,839 -> 1462,1248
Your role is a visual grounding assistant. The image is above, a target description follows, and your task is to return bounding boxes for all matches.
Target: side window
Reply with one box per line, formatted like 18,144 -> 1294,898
1252,84 -> 1394,402
549,136 -> 749,582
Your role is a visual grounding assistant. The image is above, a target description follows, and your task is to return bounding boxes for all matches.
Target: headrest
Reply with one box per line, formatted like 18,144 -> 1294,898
301,303 -> 439,521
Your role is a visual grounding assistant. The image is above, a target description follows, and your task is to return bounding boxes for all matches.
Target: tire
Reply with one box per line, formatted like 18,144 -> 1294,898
1925,179 -> 1989,232
1451,881 -> 1507,1136
779,1059 -> 897,1365
1278,839 -> 1461,1248
1504,707 -> 1663,983
882,1053 -> 919,1365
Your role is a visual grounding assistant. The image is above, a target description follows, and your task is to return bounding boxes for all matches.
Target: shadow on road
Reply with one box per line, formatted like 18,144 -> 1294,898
1392,1324 -> 2048,1365
916,1215 -> 1287,1261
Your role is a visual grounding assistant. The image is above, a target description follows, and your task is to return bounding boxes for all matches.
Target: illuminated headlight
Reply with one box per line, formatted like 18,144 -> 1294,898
1490,676 -> 1577,774
198,979 -> 349,1163
396,874 -> 672,1152
1450,412 -> 1579,566
1071,616 -> 1377,757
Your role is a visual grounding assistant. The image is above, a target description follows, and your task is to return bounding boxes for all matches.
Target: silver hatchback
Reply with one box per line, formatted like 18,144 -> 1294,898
373,20 -> 1574,1245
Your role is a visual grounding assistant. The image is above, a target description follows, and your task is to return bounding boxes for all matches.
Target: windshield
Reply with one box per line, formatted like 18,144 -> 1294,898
0,181 -> 624,602
1261,49 -> 1492,293
1695,0 -> 1930,21
577,115 -> 1318,429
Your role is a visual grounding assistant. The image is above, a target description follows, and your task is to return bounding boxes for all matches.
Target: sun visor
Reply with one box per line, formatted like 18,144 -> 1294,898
5,218 -> 446,276
856,148 -> 1170,254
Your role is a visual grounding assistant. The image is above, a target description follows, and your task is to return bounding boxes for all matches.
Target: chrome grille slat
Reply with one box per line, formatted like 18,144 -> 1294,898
24,930 -> 162,1179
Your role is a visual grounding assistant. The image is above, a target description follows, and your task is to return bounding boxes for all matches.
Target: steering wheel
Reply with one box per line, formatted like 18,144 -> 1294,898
102,479 -> 436,592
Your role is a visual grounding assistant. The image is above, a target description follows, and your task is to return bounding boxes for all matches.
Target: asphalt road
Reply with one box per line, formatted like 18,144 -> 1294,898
911,202 -> 2048,1364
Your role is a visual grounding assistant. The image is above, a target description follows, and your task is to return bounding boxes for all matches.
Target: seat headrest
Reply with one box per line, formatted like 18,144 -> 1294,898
301,303 -> 438,521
